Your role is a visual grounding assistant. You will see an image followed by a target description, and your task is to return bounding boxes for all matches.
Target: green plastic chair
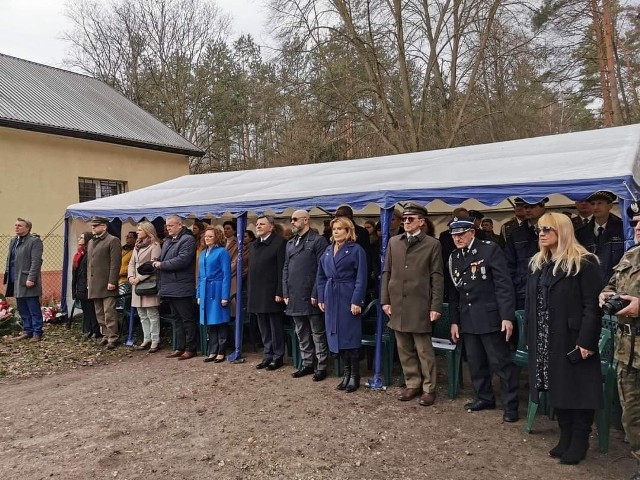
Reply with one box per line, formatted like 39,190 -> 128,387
431,303 -> 463,399
512,310 -> 528,368
284,318 -> 302,369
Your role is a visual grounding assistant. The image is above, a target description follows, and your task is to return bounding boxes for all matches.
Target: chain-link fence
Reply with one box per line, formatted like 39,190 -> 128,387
0,235 -> 65,305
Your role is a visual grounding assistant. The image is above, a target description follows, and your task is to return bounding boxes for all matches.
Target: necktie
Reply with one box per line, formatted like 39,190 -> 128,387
583,218 -> 589,226
295,236 -> 301,247
462,247 -> 469,257
597,226 -> 604,236
407,235 -> 417,246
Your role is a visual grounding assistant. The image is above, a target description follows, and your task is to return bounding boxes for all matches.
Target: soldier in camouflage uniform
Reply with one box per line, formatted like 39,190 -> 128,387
600,202 -> 640,480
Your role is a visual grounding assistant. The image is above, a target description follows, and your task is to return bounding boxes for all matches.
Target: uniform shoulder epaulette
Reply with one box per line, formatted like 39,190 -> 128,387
482,240 -> 490,244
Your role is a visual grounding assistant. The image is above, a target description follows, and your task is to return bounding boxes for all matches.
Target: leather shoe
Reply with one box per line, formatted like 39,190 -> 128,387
256,360 -> 271,369
29,336 -> 42,343
14,333 -> 30,341
267,358 -> 284,370
291,366 -> 314,378
213,355 -> 226,363
203,356 -> 216,363
419,392 -> 436,406
165,350 -> 185,358
464,400 -> 496,412
177,351 -> 196,361
503,411 -> 519,423
398,387 -> 422,401
98,337 -> 109,346
106,342 -> 118,350
312,370 -> 327,382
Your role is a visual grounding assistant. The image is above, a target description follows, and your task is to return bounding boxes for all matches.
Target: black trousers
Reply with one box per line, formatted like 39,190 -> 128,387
168,296 -> 198,353
207,323 -> 228,355
80,299 -> 100,336
256,312 -> 284,362
463,331 -> 519,412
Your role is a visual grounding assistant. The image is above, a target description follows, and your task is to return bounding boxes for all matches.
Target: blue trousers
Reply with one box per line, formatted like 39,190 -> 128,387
17,296 -> 43,337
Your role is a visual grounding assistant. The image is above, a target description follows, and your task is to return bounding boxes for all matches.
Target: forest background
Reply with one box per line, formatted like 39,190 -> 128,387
63,0 -> 640,173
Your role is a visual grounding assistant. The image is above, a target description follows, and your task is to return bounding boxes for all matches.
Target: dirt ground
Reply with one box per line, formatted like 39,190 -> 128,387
0,325 -> 635,480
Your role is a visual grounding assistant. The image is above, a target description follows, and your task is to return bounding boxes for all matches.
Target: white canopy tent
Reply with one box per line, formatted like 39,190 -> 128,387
63,124 -> 640,382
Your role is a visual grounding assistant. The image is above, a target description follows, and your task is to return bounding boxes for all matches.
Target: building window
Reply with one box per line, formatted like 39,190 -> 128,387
78,178 -> 126,203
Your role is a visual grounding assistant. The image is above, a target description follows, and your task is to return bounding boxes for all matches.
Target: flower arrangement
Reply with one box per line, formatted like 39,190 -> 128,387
0,294 -> 19,334
42,294 -> 64,323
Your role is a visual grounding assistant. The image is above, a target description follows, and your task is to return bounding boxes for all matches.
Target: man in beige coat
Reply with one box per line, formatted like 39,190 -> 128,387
381,203 -> 444,406
87,216 -> 122,349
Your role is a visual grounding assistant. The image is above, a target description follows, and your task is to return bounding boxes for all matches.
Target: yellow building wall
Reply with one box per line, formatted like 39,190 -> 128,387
0,126 -> 190,237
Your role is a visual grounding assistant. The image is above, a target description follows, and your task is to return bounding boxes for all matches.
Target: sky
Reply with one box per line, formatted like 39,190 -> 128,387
0,0 -> 270,69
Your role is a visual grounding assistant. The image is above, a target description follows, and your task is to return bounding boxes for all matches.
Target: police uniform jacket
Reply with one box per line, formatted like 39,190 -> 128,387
575,214 -> 625,285
87,232 -> 122,299
448,239 -> 515,334
500,217 -> 521,242
380,231 -> 444,333
247,233 -> 286,313
525,256 -> 603,409
282,229 -> 328,316
4,234 -> 43,298
504,221 -> 539,301
602,244 -> 640,368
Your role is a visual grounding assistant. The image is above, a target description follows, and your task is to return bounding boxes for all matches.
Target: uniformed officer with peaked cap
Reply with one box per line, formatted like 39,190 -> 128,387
448,217 -> 520,422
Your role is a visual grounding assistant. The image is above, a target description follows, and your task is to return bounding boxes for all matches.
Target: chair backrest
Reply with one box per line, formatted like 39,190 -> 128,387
599,327 -> 614,366
515,310 -> 526,352
601,315 -> 618,338
432,303 -> 451,340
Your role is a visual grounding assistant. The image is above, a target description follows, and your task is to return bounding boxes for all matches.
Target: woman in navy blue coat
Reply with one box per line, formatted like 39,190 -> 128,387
197,226 -> 232,363
317,217 -> 367,392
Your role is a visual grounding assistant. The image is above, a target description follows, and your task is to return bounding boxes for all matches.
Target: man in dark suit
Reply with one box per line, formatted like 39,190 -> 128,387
500,199 -> 527,242
381,203 -> 444,407
248,215 -> 287,370
4,218 -> 44,342
575,190 -> 625,285
448,217 -> 519,423
283,210 -> 329,381
571,198 -> 594,231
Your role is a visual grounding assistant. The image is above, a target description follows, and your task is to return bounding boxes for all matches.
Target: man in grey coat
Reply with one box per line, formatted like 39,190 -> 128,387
283,210 -> 329,381
87,216 -> 122,349
381,203 -> 444,406
4,218 -> 44,342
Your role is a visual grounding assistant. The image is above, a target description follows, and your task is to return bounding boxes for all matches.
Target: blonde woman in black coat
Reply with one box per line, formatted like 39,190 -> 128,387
525,212 -> 603,465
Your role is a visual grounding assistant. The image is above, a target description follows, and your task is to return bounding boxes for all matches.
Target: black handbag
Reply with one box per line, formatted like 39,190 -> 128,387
135,275 -> 158,296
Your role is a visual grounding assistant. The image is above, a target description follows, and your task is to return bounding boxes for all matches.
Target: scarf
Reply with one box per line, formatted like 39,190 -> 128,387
135,237 -> 152,251
73,246 -> 86,270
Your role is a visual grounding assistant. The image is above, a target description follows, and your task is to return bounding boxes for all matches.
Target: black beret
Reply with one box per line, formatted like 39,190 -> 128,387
89,216 -> 109,225
402,202 -> 428,218
137,261 -> 156,276
587,190 -> 617,203
449,217 -> 475,234
468,210 -> 484,220
627,202 -> 640,219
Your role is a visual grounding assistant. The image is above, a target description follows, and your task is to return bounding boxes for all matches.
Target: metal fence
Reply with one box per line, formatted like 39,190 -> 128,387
0,235 -> 65,304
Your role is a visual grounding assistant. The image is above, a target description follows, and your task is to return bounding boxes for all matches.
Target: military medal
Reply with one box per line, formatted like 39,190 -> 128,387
480,265 -> 487,280
470,263 -> 477,280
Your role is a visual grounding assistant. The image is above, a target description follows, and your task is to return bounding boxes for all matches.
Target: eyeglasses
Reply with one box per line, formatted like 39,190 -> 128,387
290,217 -> 299,222
534,226 -> 556,235
402,216 -> 418,223
631,220 -> 639,227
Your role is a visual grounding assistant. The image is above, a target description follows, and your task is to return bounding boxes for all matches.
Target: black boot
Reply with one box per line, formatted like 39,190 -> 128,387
560,409 -> 594,465
549,408 -> 572,458
337,354 -> 351,391
346,353 -> 360,393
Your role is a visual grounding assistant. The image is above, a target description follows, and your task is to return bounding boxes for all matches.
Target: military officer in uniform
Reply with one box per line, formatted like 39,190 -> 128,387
576,190 -> 625,285
501,198 -> 527,242
448,217 -> 519,422
600,201 -> 640,480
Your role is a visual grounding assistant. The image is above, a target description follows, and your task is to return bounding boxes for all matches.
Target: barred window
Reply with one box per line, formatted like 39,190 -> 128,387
78,178 -> 126,203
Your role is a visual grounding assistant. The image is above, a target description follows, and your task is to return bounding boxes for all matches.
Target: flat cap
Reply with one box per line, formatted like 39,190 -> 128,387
89,216 -> 109,225
468,210 -> 484,220
137,261 -> 156,276
449,217 -> 475,235
513,197 -> 549,207
402,202 -> 428,218
627,201 -> 640,219
587,190 -> 617,203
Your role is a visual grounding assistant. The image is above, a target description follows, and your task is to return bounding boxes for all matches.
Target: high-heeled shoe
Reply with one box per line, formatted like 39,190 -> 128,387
213,354 -> 226,363
203,355 -> 216,363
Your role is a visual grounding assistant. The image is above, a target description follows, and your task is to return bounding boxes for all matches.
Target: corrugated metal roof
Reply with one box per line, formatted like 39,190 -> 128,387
0,53 -> 204,157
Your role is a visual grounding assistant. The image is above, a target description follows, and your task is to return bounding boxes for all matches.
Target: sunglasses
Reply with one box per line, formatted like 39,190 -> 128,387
402,216 -> 418,223
631,220 -> 639,227
290,217 -> 301,222
534,226 -> 556,235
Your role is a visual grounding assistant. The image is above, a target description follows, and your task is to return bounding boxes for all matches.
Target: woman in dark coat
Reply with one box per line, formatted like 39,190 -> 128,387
198,226 -> 232,363
72,231 -> 101,339
317,217 -> 367,392
525,212 -> 603,465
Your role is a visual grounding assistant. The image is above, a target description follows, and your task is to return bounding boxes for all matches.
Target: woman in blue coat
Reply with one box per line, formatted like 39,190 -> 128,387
317,217 -> 367,392
197,226 -> 232,363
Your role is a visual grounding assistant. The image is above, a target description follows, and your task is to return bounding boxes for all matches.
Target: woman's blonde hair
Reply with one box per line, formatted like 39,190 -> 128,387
204,225 -> 226,247
137,221 -> 160,243
330,217 -> 357,242
529,212 -> 596,276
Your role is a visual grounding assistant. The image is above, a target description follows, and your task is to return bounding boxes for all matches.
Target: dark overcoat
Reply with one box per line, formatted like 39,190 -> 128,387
72,251 -> 89,300
197,246 -> 231,325
282,229 -> 328,316
380,232 -> 444,333
449,239 -> 515,334
317,242 -> 367,353
525,256 -> 604,409
575,214 -> 625,285
4,234 -> 43,298
247,234 -> 286,313
87,233 -> 121,299
157,228 -> 196,298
